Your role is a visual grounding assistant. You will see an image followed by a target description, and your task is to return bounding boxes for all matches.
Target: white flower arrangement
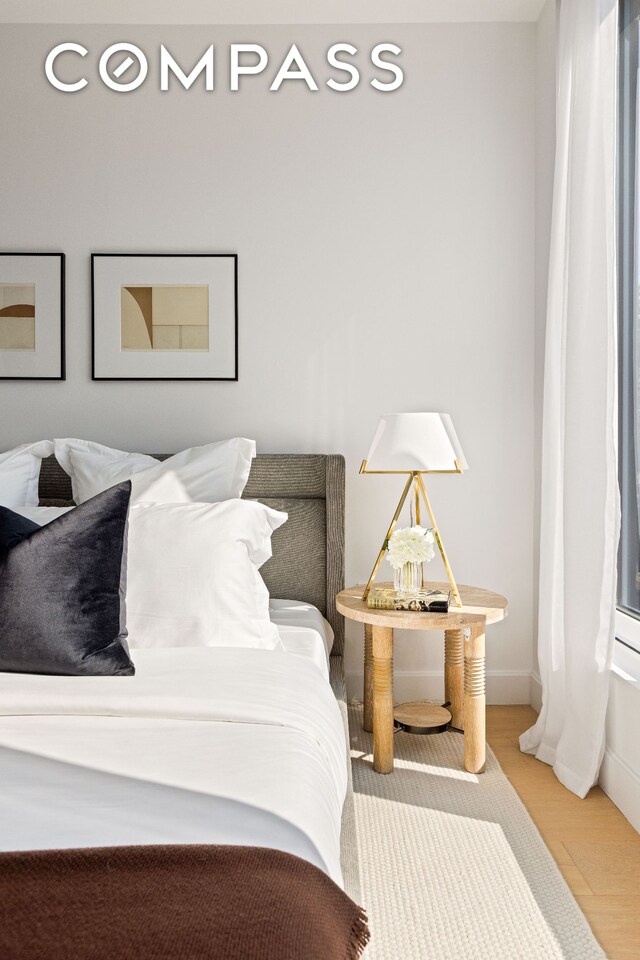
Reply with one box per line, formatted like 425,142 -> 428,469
386,525 -> 436,570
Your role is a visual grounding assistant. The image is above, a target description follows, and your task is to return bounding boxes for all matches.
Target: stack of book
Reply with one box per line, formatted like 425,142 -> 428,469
367,587 -> 450,612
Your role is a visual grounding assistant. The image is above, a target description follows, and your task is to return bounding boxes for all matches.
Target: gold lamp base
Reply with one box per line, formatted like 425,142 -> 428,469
360,461 -> 463,606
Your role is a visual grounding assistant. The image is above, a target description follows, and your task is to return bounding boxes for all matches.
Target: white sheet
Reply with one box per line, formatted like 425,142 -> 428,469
270,599 -> 334,681
0,645 -> 347,885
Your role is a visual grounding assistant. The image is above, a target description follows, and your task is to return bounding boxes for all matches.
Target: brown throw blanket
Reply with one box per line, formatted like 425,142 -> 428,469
0,844 -> 369,960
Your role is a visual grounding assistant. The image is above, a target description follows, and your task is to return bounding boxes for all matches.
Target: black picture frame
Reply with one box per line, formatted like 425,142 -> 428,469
0,252 -> 65,381
91,253 -> 238,381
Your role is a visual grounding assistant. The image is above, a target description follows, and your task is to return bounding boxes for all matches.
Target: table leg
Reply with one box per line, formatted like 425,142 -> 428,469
444,628 -> 464,730
463,622 -> 486,774
372,625 -> 394,774
363,624 -> 373,733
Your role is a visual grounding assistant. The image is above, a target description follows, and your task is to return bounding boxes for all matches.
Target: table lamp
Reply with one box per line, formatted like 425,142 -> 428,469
360,412 -> 468,605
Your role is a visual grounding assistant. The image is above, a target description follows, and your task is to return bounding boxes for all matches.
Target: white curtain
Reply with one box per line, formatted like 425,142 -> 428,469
520,0 -> 620,798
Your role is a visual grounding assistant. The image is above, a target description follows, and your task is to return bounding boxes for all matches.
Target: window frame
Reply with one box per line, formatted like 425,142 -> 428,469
617,0 -> 640,657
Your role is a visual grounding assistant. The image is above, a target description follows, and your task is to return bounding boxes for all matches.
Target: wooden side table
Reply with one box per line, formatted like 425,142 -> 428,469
336,583 -> 508,775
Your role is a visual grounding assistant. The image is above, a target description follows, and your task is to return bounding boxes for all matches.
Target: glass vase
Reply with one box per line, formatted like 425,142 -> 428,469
393,561 -> 422,595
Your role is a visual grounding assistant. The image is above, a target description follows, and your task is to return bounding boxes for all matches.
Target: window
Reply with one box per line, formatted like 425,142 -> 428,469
618,0 -> 640,651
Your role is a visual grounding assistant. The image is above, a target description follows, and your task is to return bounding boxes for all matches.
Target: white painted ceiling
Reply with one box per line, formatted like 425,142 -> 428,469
0,0 -> 548,24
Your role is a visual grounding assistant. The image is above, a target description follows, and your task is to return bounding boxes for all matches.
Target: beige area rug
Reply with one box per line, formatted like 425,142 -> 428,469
348,702 -> 606,960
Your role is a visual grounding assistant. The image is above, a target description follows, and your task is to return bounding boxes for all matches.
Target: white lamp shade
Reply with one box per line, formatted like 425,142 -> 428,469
365,413 -> 468,472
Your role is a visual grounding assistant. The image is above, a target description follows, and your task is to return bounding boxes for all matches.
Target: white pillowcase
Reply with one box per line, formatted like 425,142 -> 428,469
53,438 -> 256,505
0,441 -> 54,507
15,499 -> 287,651
14,505 -> 73,524
126,499 -> 287,649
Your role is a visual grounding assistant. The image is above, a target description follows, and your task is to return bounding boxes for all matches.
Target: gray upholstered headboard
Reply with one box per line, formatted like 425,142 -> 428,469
38,453 -> 346,656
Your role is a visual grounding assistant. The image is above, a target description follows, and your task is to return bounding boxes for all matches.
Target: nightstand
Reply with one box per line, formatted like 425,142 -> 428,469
336,583 -> 508,774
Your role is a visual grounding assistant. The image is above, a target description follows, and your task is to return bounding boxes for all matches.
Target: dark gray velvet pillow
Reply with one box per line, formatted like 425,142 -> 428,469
0,482 -> 134,677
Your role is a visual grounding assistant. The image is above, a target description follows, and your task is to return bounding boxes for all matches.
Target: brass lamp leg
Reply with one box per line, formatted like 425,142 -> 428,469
463,622 -> 486,774
414,480 -> 425,587
444,628 -> 464,729
415,473 -> 462,607
362,473 -> 415,600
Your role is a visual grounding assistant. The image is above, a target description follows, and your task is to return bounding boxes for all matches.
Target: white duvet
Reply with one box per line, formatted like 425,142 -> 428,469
0,645 -> 347,885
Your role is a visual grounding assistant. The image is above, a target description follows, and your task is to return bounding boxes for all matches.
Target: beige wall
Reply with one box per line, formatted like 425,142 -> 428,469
0,22 -> 536,701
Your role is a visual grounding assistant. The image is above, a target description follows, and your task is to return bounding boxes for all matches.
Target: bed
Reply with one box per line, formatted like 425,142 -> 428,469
0,452 -> 364,959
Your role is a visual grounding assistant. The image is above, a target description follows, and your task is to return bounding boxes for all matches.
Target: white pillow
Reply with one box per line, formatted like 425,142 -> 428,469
15,499 -> 287,651
126,499 -> 287,649
0,441 -> 54,507
53,438 -> 256,505
14,505 -> 72,524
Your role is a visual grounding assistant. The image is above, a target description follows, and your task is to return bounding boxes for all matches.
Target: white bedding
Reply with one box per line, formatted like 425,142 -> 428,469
270,598 -> 334,681
0,641 -> 347,885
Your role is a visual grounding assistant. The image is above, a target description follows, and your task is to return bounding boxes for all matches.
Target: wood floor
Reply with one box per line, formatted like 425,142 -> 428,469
486,705 -> 640,960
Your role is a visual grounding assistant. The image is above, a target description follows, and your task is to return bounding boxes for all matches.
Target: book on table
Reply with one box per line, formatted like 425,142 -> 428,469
367,587 -> 450,612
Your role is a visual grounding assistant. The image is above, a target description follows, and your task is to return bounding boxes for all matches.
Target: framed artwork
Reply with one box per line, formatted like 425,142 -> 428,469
0,253 -> 65,380
91,253 -> 238,381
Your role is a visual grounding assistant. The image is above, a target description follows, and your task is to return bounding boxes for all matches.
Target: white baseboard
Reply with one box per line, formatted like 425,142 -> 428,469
599,747 -> 640,834
345,669 -> 532,705
530,672 -> 542,713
